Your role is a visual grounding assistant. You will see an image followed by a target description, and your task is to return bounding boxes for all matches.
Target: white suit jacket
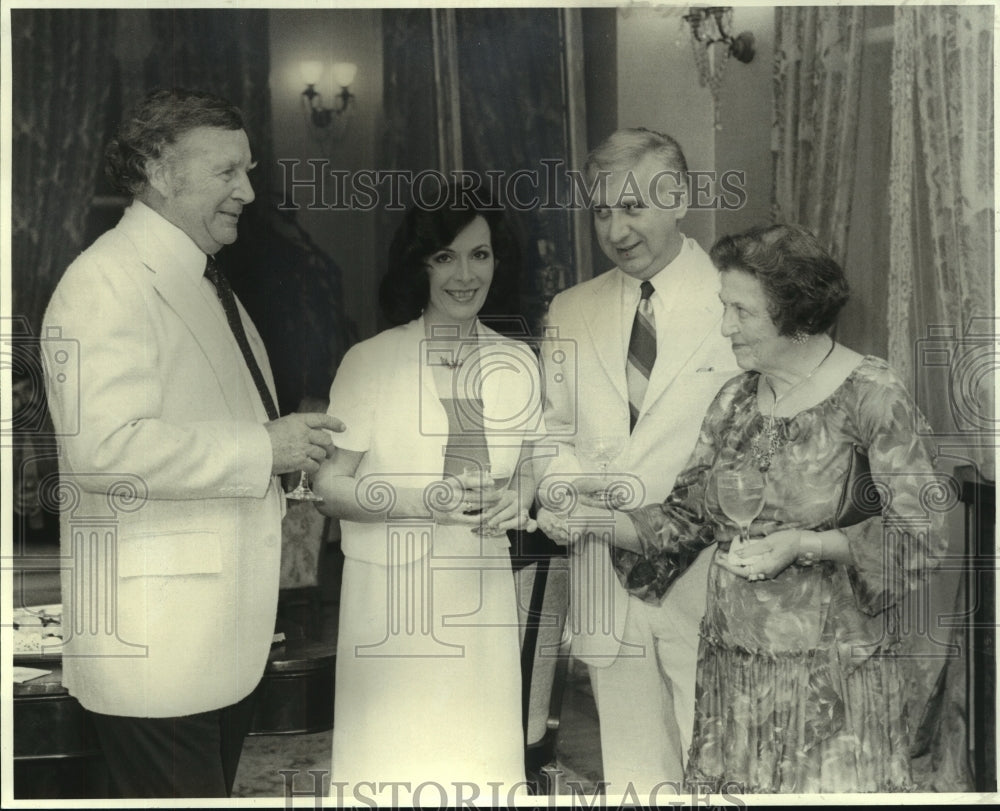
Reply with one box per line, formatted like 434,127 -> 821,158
42,201 -> 284,717
540,238 -> 740,664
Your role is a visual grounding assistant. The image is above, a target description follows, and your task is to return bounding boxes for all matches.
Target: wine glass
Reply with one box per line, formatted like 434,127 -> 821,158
286,471 -> 323,502
467,463 -> 513,536
715,469 -> 765,547
577,434 -> 626,506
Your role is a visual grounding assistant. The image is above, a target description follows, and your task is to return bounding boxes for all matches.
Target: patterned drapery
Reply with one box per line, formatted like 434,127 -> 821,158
145,10 -> 275,196
375,10 -> 440,336
888,5 -> 995,440
10,10 -> 115,335
380,8 -> 579,336
889,9 -> 993,791
10,9 -> 354,412
455,8 -> 576,334
772,6 -> 865,266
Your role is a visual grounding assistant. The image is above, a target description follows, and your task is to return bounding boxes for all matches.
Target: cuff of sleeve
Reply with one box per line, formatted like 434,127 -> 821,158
242,422 -> 275,498
842,518 -> 899,615
627,505 -> 664,558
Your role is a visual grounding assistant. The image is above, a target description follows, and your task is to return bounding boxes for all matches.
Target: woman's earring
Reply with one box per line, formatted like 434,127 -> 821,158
791,331 -> 809,344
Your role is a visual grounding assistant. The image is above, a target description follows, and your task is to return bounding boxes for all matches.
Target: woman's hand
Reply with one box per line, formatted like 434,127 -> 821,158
570,476 -> 624,509
715,529 -> 803,582
536,507 -> 572,546
430,470 -> 497,527
429,471 -> 535,533
479,488 -> 535,535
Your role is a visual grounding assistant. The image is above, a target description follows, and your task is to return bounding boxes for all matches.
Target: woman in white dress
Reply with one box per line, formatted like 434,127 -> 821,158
314,185 -> 540,805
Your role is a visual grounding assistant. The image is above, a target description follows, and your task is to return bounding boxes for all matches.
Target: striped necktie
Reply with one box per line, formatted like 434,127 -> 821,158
626,280 -> 656,432
204,256 -> 279,421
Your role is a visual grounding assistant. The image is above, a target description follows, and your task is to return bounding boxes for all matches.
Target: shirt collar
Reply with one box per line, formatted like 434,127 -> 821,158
619,234 -> 694,305
128,199 -> 213,283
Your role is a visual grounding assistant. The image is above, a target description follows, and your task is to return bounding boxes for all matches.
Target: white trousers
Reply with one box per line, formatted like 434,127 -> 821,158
588,554 -> 709,798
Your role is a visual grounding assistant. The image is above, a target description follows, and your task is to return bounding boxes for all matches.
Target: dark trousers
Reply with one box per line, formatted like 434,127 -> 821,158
88,691 -> 258,798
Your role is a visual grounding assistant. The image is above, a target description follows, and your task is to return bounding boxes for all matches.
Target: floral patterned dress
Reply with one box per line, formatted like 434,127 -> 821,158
612,356 -> 943,793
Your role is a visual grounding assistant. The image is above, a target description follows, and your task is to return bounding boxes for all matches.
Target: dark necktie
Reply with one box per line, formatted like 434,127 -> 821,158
626,280 -> 657,432
204,256 -> 279,421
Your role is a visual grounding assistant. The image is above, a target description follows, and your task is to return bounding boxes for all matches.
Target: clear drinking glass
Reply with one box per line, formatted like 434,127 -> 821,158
715,469 -> 766,546
467,463 -> 513,536
285,471 -> 323,502
577,434 -> 626,506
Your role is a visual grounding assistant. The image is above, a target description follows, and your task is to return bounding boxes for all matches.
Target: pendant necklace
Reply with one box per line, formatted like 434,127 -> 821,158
435,354 -> 464,370
429,323 -> 477,370
750,339 -> 836,472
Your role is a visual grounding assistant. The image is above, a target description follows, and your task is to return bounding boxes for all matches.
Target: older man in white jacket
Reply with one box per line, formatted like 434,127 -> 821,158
42,88 -> 342,798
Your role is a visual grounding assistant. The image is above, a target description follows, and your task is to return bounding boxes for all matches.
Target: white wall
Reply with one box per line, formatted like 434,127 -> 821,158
716,5 -> 775,237
616,5 -> 775,252
616,5 -> 716,250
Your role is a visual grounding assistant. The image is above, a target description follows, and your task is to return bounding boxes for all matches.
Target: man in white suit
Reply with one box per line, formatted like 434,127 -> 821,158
41,88 -> 343,797
537,129 -> 739,795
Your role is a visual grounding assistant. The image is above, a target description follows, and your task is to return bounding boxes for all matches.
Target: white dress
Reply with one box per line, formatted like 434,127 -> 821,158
327,318 -> 540,805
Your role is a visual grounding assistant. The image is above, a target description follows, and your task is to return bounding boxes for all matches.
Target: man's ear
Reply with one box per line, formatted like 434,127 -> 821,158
664,176 -> 688,221
146,156 -> 172,199
673,184 -> 689,222
651,170 -> 688,221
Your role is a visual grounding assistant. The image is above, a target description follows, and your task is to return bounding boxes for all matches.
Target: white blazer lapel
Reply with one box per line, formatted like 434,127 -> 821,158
580,271 -> 629,406
642,268 -> 722,412
145,258 -> 264,421
411,317 -> 451,460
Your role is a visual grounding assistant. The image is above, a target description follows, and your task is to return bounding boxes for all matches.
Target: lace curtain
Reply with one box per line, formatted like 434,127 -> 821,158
889,6 -> 995,444
889,9 -> 993,792
10,10 -> 115,335
772,6 -> 865,265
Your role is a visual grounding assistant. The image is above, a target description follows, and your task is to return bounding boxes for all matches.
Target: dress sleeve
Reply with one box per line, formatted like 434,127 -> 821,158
326,341 -> 377,454
838,365 -> 943,616
610,382 -> 737,603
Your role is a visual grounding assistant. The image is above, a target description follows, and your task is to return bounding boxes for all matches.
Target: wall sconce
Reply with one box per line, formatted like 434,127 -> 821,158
300,60 -> 357,141
681,6 -> 755,128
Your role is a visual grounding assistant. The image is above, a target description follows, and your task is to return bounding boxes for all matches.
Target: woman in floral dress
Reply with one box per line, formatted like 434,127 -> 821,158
539,224 -> 943,793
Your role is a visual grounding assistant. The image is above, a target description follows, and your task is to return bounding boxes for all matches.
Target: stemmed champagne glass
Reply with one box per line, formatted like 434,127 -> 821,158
286,470 -> 323,502
577,434 -> 626,506
715,469 -> 766,548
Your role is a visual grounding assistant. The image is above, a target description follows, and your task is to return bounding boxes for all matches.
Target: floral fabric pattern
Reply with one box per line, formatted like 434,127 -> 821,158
615,356 -> 943,792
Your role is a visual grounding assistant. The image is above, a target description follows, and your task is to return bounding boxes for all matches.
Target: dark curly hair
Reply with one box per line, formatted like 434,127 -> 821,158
709,224 -> 849,337
379,183 -> 521,326
105,88 -> 245,196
